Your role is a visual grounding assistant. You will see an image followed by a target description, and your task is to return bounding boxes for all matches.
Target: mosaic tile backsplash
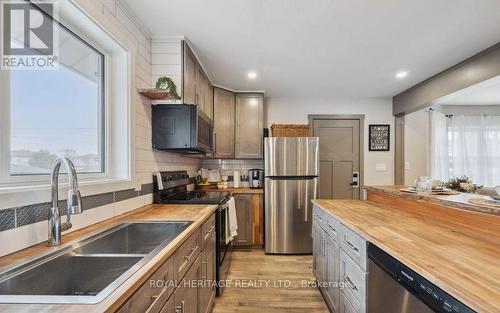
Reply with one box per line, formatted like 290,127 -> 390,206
201,159 -> 264,179
0,183 -> 153,233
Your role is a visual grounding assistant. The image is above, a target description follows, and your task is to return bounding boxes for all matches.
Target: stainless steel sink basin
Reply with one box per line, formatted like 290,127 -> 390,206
74,222 -> 190,255
0,221 -> 192,304
0,255 -> 142,296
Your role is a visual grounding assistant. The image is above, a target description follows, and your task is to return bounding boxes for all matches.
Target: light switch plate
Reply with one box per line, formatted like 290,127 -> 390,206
405,162 -> 411,170
376,163 -> 387,171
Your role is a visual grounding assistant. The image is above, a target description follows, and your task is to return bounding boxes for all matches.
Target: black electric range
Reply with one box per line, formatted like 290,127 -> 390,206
152,171 -> 232,296
158,190 -> 230,205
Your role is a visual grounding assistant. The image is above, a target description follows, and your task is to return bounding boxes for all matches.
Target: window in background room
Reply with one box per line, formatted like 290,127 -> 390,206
8,14 -> 105,175
430,111 -> 500,186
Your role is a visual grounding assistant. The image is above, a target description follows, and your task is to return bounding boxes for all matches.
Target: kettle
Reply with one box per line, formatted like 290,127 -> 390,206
248,169 -> 264,189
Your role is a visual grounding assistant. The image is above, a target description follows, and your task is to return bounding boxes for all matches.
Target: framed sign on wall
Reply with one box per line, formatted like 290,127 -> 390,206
369,124 -> 390,151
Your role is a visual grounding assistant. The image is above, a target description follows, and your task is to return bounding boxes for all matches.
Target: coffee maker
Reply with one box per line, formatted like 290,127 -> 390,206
248,169 -> 264,189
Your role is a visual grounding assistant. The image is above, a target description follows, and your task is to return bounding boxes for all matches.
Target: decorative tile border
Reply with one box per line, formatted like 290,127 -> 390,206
0,209 -> 15,232
115,189 -> 139,202
0,183 -> 154,233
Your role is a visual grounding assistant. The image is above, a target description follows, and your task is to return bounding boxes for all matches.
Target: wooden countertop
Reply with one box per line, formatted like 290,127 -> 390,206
312,199 -> 500,313
0,203 -> 218,313
366,185 -> 500,215
196,185 -> 264,194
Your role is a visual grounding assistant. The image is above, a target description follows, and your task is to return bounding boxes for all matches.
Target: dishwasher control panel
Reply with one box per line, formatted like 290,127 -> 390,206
368,243 -> 476,313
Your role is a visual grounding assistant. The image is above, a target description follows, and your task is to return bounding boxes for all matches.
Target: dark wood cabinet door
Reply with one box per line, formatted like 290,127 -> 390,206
234,194 -> 253,246
235,94 -> 264,159
214,87 -> 235,158
182,42 -> 197,105
199,234 -> 216,313
173,256 -> 200,313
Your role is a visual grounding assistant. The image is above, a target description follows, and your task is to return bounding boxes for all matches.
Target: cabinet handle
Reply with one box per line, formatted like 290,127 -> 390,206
327,224 -> 336,233
204,225 -> 215,240
180,245 -> 199,272
344,275 -> 358,291
145,279 -> 169,313
345,239 -> 359,252
322,237 -> 326,258
201,259 -> 208,280
175,301 -> 185,313
214,133 -> 217,155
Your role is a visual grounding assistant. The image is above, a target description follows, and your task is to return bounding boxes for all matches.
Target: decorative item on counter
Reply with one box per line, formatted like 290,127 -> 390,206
233,170 -> 241,188
445,176 -> 482,193
207,169 -> 221,183
155,76 -> 179,98
216,181 -> 228,189
493,185 -> 500,201
415,176 -> 432,195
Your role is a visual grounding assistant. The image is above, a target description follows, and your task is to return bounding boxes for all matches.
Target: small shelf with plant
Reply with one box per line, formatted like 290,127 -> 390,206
138,76 -> 181,100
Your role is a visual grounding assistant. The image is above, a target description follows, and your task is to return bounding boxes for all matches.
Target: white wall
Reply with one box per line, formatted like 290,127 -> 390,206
404,109 -> 429,185
266,97 -> 394,185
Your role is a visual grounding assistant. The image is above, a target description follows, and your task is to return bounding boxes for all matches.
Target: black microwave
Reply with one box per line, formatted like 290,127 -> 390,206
152,104 -> 213,154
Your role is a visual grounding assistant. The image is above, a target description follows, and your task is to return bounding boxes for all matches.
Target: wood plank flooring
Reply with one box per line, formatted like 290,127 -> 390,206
213,249 -> 329,313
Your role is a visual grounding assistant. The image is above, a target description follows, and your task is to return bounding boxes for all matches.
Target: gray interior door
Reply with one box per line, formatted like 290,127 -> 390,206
312,119 -> 361,200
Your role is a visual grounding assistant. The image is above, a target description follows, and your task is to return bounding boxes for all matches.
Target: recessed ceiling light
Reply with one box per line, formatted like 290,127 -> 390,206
247,71 -> 257,80
396,71 -> 408,79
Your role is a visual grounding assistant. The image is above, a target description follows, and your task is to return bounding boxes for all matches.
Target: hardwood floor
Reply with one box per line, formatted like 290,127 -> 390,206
212,249 -> 329,313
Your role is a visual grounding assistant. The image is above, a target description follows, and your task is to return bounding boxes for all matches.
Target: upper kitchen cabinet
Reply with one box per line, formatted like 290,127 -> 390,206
213,87 -> 235,158
182,41 -> 213,120
182,42 -> 197,105
235,94 -> 264,159
197,68 -> 213,120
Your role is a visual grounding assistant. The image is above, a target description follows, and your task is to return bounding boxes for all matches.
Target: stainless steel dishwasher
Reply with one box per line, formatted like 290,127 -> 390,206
368,243 -> 475,313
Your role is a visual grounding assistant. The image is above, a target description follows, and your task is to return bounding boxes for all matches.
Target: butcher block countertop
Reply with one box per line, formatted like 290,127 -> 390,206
0,203 -> 218,313
312,199 -> 500,313
366,185 -> 500,215
196,185 -> 264,194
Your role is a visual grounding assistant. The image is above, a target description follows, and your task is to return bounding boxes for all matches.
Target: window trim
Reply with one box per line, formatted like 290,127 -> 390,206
0,3 -> 109,180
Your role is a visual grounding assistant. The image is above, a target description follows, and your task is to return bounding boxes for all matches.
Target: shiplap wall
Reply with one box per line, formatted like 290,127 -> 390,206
151,39 -> 183,94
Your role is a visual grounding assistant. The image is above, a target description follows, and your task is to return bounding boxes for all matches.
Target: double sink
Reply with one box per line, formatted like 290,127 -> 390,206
0,221 -> 192,304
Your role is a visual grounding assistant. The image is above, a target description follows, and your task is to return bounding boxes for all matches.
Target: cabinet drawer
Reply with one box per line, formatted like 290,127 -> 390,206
313,205 -> 325,225
340,291 -> 359,313
118,257 -> 174,313
340,225 -> 367,270
174,228 -> 201,281
323,213 -> 340,242
340,250 -> 366,313
201,213 -> 216,250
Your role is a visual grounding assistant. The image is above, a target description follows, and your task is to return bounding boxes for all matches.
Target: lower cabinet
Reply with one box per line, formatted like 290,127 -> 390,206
199,230 -> 216,313
324,232 -> 340,313
117,213 -> 216,313
233,194 -> 253,246
169,256 -> 200,313
312,206 -> 367,313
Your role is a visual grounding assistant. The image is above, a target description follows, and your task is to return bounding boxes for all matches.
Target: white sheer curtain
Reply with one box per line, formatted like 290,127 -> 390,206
430,112 -> 500,186
429,111 -> 449,182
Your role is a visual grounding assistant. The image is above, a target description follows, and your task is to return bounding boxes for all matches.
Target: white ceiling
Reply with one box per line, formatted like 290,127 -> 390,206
123,0 -> 500,99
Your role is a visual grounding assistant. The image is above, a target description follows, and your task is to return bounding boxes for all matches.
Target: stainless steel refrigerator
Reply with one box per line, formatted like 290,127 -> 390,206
264,137 -> 319,254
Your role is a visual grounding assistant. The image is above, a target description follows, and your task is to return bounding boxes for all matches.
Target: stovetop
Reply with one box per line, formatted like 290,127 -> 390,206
158,190 -> 230,205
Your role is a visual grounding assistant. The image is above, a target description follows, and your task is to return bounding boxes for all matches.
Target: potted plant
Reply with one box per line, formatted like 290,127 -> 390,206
155,76 -> 179,98
445,176 -> 482,193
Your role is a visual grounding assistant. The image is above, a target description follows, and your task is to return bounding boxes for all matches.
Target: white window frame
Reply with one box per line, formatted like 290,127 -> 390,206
0,5 -> 108,185
0,0 -> 134,199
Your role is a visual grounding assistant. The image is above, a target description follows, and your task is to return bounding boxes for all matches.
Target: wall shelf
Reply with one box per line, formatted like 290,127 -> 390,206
137,88 -> 181,101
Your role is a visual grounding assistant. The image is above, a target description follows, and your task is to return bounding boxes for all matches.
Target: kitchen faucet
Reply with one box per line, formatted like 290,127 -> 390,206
48,158 -> 83,246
